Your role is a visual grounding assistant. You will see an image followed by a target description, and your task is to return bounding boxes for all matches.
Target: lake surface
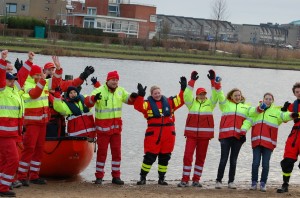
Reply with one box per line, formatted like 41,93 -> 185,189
8,52 -> 300,184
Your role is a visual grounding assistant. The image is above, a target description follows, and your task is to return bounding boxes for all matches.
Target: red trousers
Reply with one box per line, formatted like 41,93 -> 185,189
283,130 -> 300,160
0,137 -> 19,193
181,137 -> 210,182
18,124 -> 46,180
95,133 -> 121,179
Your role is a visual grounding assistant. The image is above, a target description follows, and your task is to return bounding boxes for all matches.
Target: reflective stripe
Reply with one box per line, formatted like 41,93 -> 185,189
96,125 -> 120,132
18,167 -> 28,172
220,127 -> 241,133
96,168 -> 104,172
220,100 -> 227,105
0,126 -> 18,131
253,120 -> 279,128
95,108 -> 122,113
2,173 -> 14,180
0,64 -> 5,70
89,97 -> 93,104
0,180 -> 11,186
20,161 -> 29,166
194,171 -> 202,176
158,165 -> 168,173
183,166 -> 192,170
112,167 -> 120,171
188,111 -> 213,115
283,172 -> 291,177
251,136 -> 277,146
30,167 -> 40,171
0,105 -> 20,110
96,162 -> 105,166
68,127 -> 95,137
24,96 -> 48,103
23,62 -> 31,71
185,127 -> 214,132
183,171 -> 190,176
24,114 -> 48,120
112,161 -> 121,165
194,165 -> 203,170
67,112 -> 93,121
48,78 -> 52,90
222,112 -> 247,118
36,82 -> 44,89
30,161 -> 41,166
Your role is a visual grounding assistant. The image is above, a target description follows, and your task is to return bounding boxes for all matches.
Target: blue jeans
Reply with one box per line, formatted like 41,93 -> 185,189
251,146 -> 272,184
216,137 -> 243,183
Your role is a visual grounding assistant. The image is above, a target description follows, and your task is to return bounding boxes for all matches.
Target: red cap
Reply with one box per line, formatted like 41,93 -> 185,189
44,62 -> 55,70
106,70 -> 119,81
196,87 -> 207,95
30,65 -> 42,76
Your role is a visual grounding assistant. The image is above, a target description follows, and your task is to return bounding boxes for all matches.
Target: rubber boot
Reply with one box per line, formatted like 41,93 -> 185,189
158,176 -> 168,185
137,175 -> 146,185
277,176 -> 290,193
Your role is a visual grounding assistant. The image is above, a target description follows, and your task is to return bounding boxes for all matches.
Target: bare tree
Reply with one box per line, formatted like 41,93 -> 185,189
211,0 -> 228,53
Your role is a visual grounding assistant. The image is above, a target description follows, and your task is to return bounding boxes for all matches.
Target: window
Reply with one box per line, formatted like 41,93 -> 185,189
108,5 -> 119,16
6,3 -> 17,13
21,5 -> 25,11
84,18 -> 95,28
87,7 -> 96,15
150,15 -> 156,23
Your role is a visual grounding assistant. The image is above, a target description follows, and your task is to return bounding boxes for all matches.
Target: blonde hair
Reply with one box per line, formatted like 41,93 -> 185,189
150,85 -> 160,95
226,88 -> 245,102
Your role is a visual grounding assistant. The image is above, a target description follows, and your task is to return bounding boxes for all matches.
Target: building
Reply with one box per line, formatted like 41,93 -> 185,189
66,0 -> 157,39
281,21 -> 300,48
155,14 -> 236,42
0,0 -> 68,25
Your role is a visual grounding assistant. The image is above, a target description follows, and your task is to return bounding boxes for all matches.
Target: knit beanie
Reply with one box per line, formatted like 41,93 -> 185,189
106,70 -> 119,81
66,86 -> 79,98
30,65 -> 42,77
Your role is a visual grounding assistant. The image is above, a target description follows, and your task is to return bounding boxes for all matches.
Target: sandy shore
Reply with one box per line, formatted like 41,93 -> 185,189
13,179 -> 300,198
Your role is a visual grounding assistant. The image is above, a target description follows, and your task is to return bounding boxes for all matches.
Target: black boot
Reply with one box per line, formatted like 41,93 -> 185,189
137,176 -> 146,185
112,177 -> 124,185
277,176 -> 290,193
94,178 -> 103,185
277,183 -> 289,193
158,176 -> 168,185
0,190 -> 16,197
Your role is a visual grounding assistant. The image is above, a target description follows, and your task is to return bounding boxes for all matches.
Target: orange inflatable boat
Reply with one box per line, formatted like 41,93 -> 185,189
38,136 -> 94,178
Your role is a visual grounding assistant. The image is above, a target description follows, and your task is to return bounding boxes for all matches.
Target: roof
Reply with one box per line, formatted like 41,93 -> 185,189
290,20 -> 300,25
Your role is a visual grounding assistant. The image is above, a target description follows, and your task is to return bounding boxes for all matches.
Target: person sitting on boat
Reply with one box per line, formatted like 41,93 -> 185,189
92,70 -> 138,185
0,50 -> 24,197
17,62 -> 62,186
44,57 -> 95,138
177,70 -> 219,188
134,77 -> 186,186
53,86 -> 101,139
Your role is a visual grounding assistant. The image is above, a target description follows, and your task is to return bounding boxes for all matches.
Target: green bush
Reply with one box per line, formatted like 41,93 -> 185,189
48,25 -> 117,37
6,16 -> 45,29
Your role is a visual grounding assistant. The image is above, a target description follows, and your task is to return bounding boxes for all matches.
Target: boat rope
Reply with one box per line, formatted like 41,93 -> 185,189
43,139 -> 63,155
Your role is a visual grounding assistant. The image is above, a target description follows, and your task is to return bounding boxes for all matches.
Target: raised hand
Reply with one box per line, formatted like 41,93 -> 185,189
52,56 -> 61,70
207,69 -> 216,80
179,76 -> 187,91
137,83 -> 147,97
191,71 -> 199,81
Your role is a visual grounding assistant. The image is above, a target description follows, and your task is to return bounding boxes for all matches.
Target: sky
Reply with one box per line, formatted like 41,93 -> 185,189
131,0 -> 299,25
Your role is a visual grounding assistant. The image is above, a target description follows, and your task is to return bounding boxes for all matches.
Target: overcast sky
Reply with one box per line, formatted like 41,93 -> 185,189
131,0 -> 299,25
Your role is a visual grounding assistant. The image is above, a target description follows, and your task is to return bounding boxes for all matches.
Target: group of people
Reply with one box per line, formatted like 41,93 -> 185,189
0,49 -> 300,197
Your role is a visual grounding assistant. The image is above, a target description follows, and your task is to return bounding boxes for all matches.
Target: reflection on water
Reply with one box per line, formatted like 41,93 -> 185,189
8,52 -> 300,184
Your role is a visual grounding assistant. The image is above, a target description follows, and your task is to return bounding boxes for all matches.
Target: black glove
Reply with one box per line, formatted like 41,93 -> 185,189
207,69 -> 216,80
80,66 -> 94,80
191,71 -> 199,81
84,66 -> 95,76
94,92 -> 102,101
281,101 -> 291,112
14,58 -> 23,72
240,135 -> 246,143
137,83 -> 147,97
179,76 -> 187,91
130,92 -> 138,98
91,77 -> 97,85
291,112 -> 299,119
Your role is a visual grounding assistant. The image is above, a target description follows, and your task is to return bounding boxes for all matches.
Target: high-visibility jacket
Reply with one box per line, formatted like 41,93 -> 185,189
183,79 -> 218,139
53,94 -> 96,138
16,60 -> 33,89
91,84 -> 131,135
22,70 -> 62,125
0,61 -> 24,138
217,89 -> 250,140
241,104 -> 292,150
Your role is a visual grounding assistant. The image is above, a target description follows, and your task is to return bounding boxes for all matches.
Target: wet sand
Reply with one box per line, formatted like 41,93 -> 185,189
14,179 -> 300,198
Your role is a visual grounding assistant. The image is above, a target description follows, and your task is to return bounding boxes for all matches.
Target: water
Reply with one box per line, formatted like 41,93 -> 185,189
8,52 -> 300,184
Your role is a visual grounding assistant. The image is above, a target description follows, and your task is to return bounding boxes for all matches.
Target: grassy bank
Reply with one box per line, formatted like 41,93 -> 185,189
1,36 -> 300,70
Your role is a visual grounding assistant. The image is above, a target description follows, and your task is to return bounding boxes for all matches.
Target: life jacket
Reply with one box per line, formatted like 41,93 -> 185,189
148,96 -> 171,118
